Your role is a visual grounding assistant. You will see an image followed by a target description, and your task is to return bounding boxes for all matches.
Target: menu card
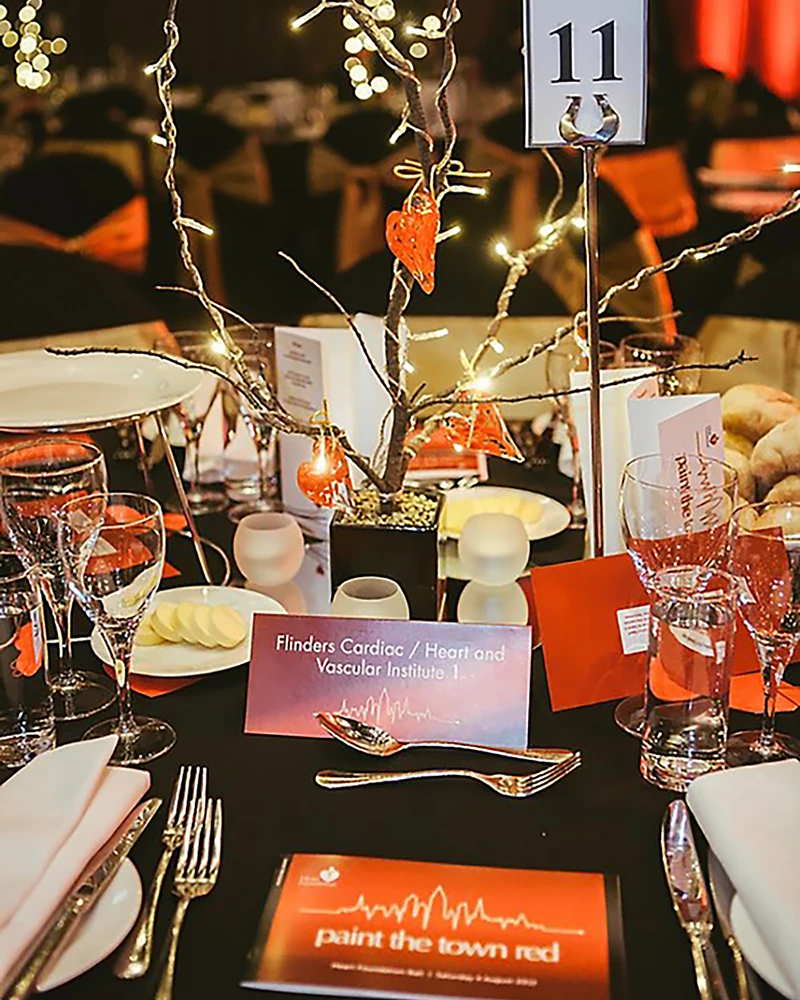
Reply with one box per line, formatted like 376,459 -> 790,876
243,854 -> 625,1000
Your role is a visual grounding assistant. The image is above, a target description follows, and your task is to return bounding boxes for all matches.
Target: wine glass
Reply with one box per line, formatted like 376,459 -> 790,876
617,453 -> 738,736
617,333 -> 704,396
223,326 -> 279,523
58,492 -> 175,765
0,438 -> 114,720
728,502 -> 800,765
173,332 -> 228,516
545,335 -> 617,528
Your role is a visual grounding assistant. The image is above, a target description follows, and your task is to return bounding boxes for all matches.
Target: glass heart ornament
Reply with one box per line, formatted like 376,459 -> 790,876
385,186 -> 440,294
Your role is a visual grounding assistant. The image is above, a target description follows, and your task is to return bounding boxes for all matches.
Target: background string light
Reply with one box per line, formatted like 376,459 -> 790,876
340,0 -> 397,101
2,0 -> 67,91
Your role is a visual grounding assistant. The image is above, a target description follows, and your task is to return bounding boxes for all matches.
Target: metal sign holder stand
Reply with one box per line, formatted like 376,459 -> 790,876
558,94 -> 620,558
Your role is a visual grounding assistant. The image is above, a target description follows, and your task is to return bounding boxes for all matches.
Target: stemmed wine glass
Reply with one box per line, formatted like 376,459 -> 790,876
617,333 -> 704,396
172,330 -> 228,516
618,453 -> 738,736
0,438 -> 114,720
545,335 -> 617,528
223,326 -> 279,523
58,492 -> 176,765
728,502 -> 800,765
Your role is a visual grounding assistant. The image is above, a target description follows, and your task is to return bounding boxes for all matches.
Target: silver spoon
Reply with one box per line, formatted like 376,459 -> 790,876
315,712 -> 578,765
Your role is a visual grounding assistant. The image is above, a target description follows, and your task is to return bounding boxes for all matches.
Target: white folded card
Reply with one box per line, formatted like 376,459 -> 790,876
687,759 -> 800,998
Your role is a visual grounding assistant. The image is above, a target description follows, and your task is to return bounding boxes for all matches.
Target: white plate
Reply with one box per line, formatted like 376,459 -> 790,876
441,486 -> 570,541
38,859 -> 141,992
91,585 -> 286,678
730,893 -> 796,999
0,349 -> 204,431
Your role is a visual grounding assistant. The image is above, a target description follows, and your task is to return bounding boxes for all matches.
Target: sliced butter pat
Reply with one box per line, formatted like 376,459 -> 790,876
175,602 -> 201,644
136,619 -> 165,646
150,603 -> 182,643
207,605 -> 247,649
191,604 -> 218,648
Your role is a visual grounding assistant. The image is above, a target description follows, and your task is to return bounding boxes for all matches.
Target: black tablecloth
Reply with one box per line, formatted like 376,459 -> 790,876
24,457 -> 798,1000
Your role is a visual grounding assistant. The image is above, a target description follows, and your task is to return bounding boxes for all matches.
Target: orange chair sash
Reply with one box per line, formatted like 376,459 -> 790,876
308,141 -> 415,272
0,194 -> 148,274
469,136 -> 542,251
599,147 -> 698,239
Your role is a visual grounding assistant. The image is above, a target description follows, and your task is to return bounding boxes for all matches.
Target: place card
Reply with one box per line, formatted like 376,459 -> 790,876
531,554 -> 759,711
244,615 -> 532,747
243,854 -> 625,1000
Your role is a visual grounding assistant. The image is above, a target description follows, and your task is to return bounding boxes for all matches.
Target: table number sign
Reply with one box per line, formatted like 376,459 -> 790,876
244,615 -> 532,747
522,0 -> 649,146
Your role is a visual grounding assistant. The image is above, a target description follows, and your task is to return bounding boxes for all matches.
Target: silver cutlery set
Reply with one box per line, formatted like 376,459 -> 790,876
314,712 -> 582,798
112,765 -> 223,1000
662,800 -> 761,1000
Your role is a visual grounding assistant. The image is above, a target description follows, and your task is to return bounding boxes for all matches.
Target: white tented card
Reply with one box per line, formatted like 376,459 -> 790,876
522,0 -> 649,147
616,605 -> 650,655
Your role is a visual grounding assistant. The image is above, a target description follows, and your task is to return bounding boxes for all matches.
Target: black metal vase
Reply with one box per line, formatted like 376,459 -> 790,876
329,489 -> 445,621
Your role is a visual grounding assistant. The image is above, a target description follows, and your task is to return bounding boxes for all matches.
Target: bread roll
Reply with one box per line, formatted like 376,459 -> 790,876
750,415 -> 800,490
722,384 -> 800,442
724,447 -> 755,502
724,430 -> 753,458
763,475 -> 800,505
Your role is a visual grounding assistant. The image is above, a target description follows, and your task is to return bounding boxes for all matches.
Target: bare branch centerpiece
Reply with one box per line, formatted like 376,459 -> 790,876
54,0 -> 778,613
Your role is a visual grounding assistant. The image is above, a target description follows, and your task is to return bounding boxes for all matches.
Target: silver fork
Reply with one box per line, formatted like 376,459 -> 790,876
154,797 -> 223,1000
316,753 -> 581,798
114,765 -> 207,980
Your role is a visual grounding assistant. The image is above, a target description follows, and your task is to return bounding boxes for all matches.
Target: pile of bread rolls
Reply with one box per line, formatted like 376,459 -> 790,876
722,384 -> 800,503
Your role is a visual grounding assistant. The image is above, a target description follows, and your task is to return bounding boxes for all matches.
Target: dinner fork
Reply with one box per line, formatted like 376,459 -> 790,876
316,753 -> 581,798
154,797 -> 223,1000
114,765 -> 207,980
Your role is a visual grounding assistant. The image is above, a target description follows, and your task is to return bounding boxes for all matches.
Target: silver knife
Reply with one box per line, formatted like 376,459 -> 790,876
708,853 -> 763,1000
662,800 -> 731,1000
6,796 -> 161,1000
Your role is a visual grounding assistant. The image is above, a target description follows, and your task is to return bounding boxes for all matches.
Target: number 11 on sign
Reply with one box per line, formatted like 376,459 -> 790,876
523,0 -> 649,147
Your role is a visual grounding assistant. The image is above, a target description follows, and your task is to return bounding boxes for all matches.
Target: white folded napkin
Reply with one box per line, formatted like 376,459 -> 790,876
0,736 -> 150,992
687,760 -> 800,997
183,389 -> 259,484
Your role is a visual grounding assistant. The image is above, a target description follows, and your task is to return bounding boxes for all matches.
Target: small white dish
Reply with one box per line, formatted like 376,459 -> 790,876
0,350 -> 203,432
38,859 -> 141,992
441,487 -> 570,542
730,893 -> 795,999
91,585 -> 286,678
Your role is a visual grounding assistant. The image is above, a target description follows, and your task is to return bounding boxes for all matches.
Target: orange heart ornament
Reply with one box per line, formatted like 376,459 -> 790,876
385,186 -> 440,294
297,434 -> 353,508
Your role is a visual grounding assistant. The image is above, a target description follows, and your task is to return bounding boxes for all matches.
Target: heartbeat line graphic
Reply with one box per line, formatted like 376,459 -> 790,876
336,688 -> 458,728
300,884 -> 586,937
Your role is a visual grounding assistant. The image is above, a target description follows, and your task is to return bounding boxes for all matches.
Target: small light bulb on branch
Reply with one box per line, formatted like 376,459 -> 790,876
470,376 -> 493,393
782,163 -> 800,174
151,134 -> 167,146
494,241 -> 508,258
180,217 -> 214,237
572,216 -> 586,230
436,224 -> 461,243
694,250 -> 710,261
490,340 -> 504,354
403,360 -> 415,374
539,222 -> 556,237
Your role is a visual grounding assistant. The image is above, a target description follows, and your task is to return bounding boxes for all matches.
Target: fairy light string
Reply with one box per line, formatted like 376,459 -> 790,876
143,0 -> 773,491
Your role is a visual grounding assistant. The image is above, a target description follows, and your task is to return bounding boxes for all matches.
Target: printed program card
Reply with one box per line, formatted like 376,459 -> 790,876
244,854 -> 626,1000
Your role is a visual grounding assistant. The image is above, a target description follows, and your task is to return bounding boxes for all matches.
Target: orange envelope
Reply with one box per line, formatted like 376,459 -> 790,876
531,554 -> 760,712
